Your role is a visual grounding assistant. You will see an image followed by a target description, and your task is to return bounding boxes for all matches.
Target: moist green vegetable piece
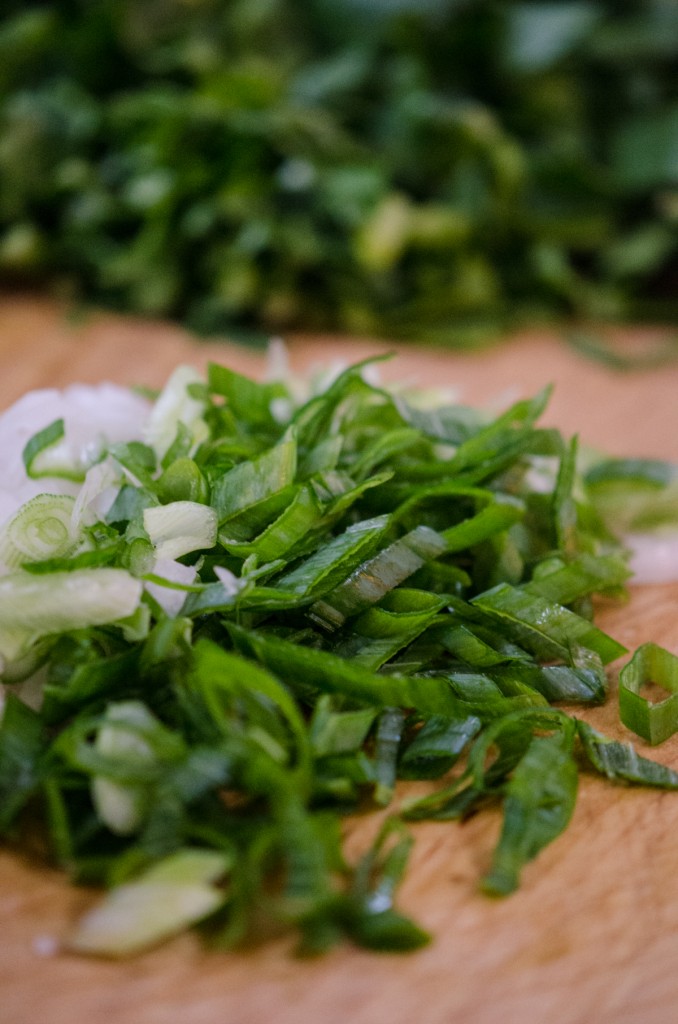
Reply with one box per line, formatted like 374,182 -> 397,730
1,357 -> 678,958
619,644 -> 678,745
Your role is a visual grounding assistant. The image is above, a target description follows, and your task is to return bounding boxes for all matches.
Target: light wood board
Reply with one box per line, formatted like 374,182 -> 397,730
2,294 -> 678,1024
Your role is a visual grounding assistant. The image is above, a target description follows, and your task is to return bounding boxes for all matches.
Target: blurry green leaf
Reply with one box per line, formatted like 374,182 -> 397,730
612,105 -> 678,189
505,3 -> 602,72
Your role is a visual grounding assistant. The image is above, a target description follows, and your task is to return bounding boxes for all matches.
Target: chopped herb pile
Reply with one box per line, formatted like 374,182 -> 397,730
1,357 -> 677,957
1,1 -> 677,344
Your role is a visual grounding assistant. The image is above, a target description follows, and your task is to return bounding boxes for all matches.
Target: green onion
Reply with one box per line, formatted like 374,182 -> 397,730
619,644 -> 678,745
22,419 -> 86,481
2,357 -> 678,958
0,568 -> 143,664
90,702 -> 166,836
577,720 -> 678,788
480,712 -> 578,896
0,494 -> 79,570
143,501 -> 218,561
68,849 -> 231,957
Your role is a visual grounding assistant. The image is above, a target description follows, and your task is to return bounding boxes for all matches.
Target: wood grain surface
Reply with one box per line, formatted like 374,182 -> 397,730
2,294 -> 678,1024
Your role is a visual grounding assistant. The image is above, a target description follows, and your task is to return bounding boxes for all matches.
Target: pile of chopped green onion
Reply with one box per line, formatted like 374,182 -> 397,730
2,356 -> 678,958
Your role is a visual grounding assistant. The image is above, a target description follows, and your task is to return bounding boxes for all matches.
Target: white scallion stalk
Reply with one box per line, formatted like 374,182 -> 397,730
0,568 -> 143,667
91,702 -> 158,836
145,558 -> 198,617
69,849 -> 230,957
214,564 -> 246,597
143,365 -> 208,460
143,501 -> 217,561
118,603 -> 152,643
624,531 -> 678,585
71,459 -> 121,529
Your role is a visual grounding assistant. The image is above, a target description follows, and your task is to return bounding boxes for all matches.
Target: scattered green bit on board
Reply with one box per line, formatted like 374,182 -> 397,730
2,356 -> 678,959
619,644 -> 678,746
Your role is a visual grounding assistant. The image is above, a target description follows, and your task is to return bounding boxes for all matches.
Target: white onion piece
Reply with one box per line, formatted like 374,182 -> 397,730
145,558 -> 197,617
0,383 -> 150,528
143,365 -> 207,459
624,531 -> 678,585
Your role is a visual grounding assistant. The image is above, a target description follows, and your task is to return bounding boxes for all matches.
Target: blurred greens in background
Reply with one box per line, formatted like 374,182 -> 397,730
0,0 -> 676,345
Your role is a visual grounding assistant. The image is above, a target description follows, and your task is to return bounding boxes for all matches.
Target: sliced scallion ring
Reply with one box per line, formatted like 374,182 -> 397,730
0,494 -> 79,570
619,643 -> 678,745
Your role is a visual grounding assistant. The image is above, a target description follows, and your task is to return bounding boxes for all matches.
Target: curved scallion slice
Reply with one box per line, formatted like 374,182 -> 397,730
332,590 -> 447,670
143,501 -> 218,561
220,483 -> 323,562
480,712 -> 578,896
274,515 -> 390,599
577,720 -> 678,786
585,457 -> 678,533
471,583 -> 627,665
68,848 -> 231,957
0,568 -> 143,663
143,365 -> 208,460
619,643 -> 678,745
310,526 -> 447,630
0,494 -> 79,570
212,434 -> 297,524
22,418 -> 86,481
90,701 -> 161,836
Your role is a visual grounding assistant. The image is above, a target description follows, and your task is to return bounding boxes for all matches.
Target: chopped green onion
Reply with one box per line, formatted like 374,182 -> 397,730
91,702 -> 163,836
143,502 -> 218,561
21,418 -> 87,481
0,568 -> 143,663
0,494 -> 79,570
2,357 -> 678,959
68,849 -> 231,957
471,583 -> 627,665
577,720 -> 678,787
619,644 -> 678,745
480,712 -> 578,896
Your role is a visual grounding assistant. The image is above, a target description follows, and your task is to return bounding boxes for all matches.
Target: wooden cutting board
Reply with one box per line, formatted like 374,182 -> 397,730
2,294 -> 678,1024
